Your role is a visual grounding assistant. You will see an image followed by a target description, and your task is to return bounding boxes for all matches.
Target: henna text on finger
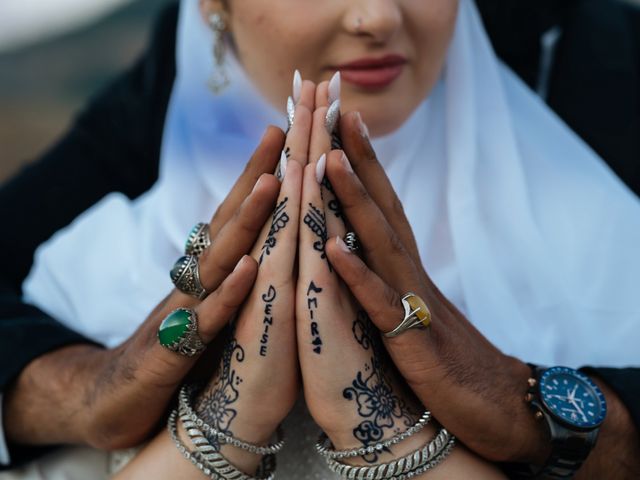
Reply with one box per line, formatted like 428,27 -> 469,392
344,311 -> 415,463
307,281 -> 323,354
303,202 -> 332,272
195,337 -> 245,450
321,177 -> 344,219
259,197 -> 290,265
259,285 -> 277,357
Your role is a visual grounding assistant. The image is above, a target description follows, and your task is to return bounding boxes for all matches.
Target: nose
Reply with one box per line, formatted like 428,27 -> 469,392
345,0 -> 403,43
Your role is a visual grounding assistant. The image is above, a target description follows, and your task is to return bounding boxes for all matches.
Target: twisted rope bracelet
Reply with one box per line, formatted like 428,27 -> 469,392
179,384 -> 285,456
316,410 -> 432,460
178,405 -> 275,480
325,427 -> 455,480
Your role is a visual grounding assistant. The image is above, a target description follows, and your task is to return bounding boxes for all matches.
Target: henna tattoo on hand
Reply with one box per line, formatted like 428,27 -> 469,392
307,281 -> 323,354
343,311 -> 415,463
195,337 -> 245,450
321,177 -> 344,219
303,202 -> 332,272
259,285 -> 277,357
259,197 -> 290,265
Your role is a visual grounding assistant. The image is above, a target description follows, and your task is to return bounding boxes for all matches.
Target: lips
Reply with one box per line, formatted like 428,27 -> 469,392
334,55 -> 407,89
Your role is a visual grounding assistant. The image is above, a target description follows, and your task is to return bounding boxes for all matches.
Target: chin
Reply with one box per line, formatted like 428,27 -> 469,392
351,101 -> 415,138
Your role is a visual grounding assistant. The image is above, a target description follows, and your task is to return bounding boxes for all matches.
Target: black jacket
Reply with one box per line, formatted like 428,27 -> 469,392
1,0 -> 638,469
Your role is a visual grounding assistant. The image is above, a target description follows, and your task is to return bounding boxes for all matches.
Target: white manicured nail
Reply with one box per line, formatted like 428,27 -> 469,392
293,70 -> 302,104
252,175 -> 263,193
336,236 -> 351,254
316,153 -> 327,184
280,150 -> 288,178
328,71 -> 341,104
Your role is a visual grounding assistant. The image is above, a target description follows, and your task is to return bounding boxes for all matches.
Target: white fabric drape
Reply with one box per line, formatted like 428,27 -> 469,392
23,0 -> 640,367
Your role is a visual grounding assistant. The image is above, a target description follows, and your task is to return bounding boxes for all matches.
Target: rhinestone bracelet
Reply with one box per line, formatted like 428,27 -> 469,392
179,384 -> 285,455
324,427 -> 455,480
169,408 -> 276,480
316,410 -> 432,460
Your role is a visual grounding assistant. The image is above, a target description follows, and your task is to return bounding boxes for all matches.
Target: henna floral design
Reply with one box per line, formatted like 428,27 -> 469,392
196,338 -> 245,450
343,311 -> 414,462
259,197 -> 290,265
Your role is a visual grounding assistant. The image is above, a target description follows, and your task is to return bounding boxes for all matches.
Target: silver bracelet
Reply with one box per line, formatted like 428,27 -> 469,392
170,406 -> 276,480
179,406 -> 275,480
168,408 -> 221,479
316,410 -> 432,459
179,384 -> 285,455
324,427 -> 455,480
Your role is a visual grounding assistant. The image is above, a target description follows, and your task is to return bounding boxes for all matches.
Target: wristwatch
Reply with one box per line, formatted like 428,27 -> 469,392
515,366 -> 607,479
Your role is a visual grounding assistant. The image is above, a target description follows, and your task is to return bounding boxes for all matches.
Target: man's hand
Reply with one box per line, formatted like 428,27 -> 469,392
3,126 -> 285,451
322,113 -> 640,479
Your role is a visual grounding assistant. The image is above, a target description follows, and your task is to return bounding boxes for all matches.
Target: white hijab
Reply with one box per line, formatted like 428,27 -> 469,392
23,0 -> 640,367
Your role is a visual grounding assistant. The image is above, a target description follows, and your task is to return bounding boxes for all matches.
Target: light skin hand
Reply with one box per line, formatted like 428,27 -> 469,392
4,127 -> 286,451
116,79 -> 316,479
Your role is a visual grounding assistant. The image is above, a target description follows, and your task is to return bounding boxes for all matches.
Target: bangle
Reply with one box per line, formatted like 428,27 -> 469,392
168,408 -> 276,480
178,406 -> 275,480
324,427 -> 455,480
316,410 -> 432,459
179,384 -> 285,455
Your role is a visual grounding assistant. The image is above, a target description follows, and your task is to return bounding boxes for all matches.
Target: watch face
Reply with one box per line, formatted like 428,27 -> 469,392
539,367 -> 607,429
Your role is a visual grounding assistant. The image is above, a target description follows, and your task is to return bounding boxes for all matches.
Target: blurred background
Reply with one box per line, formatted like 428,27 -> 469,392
0,0 -> 171,182
0,0 -> 638,184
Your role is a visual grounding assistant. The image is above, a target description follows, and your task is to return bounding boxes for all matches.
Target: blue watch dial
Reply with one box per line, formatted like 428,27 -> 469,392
539,367 -> 607,429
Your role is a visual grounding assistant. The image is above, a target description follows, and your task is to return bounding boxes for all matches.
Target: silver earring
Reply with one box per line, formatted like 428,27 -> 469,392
207,12 -> 230,94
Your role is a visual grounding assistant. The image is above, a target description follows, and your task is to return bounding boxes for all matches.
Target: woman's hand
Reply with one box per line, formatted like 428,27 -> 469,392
184,79 -> 317,475
321,113 -> 546,464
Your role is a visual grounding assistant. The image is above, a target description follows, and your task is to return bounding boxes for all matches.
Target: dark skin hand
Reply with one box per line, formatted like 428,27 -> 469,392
3,127 -> 286,451
321,111 -> 640,478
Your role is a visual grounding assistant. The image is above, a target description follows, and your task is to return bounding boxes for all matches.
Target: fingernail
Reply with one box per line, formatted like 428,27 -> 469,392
340,152 -> 353,173
293,69 -> 302,104
328,71 -> 341,104
325,99 -> 341,134
355,111 -> 370,139
280,150 -> 288,179
336,236 -> 351,254
233,255 -> 246,272
252,175 -> 264,194
287,96 -> 295,129
315,153 -> 327,184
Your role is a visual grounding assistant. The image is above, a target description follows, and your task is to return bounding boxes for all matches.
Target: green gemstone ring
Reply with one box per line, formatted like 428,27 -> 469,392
158,308 -> 206,357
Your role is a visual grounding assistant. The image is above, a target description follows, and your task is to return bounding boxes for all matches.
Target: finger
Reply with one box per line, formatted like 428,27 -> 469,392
145,255 -> 259,379
283,80 -> 315,167
339,112 -> 422,264
325,150 -> 421,292
251,159 -> 303,276
209,126 -> 285,237
196,255 -> 259,343
310,78 -> 347,240
197,174 -> 280,292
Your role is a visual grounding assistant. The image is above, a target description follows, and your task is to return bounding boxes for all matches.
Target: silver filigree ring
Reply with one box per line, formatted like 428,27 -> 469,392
344,232 -> 360,252
185,222 -> 211,257
170,255 -> 207,299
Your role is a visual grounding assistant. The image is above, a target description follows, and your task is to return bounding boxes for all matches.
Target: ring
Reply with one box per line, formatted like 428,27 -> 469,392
185,222 -> 211,257
383,292 -> 432,338
158,308 -> 207,356
344,232 -> 360,252
170,255 -> 207,299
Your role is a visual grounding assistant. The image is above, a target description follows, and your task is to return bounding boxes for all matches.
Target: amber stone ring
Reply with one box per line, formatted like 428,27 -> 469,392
158,308 -> 206,356
384,292 -> 432,338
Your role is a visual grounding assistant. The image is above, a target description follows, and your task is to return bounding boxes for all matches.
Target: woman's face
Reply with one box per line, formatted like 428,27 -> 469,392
203,0 -> 459,137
